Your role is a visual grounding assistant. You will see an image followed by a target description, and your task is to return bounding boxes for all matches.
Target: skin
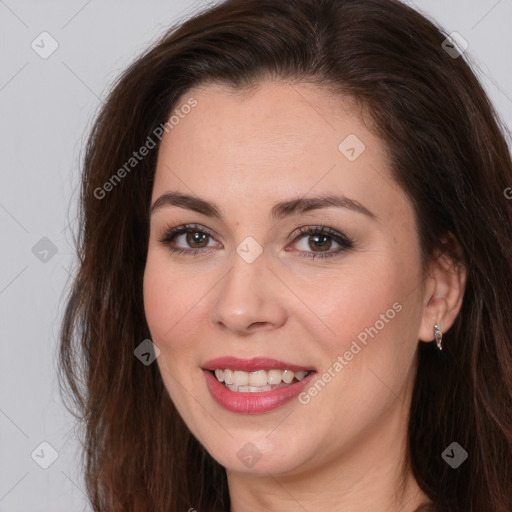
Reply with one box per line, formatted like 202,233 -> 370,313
143,80 -> 467,512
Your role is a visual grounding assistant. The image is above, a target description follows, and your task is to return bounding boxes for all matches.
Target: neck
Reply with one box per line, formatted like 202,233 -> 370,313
228,453 -> 428,512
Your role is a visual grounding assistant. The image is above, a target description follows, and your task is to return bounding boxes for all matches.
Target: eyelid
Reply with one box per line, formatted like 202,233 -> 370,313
157,222 -> 354,259
157,223 -> 218,248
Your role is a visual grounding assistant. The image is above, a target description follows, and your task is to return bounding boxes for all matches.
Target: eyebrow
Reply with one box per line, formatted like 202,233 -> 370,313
149,191 -> 378,222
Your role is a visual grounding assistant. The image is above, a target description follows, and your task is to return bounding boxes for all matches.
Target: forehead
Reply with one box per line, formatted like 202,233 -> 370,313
160,80 -> 368,160
152,80 -> 406,226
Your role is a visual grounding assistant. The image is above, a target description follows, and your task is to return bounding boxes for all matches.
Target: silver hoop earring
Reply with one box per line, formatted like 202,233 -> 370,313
434,323 -> 443,351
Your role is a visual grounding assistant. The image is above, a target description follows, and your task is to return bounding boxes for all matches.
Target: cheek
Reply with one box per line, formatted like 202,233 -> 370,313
293,288 -> 418,457
142,254 -> 214,393
336,237 -> 420,347
143,257 -> 203,410
304,249 -> 421,408
143,252 -> 203,343
297,258 -> 408,354
143,261 -> 172,339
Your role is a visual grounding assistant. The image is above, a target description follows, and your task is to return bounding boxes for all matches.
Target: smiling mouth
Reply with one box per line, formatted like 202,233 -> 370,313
210,368 -> 313,393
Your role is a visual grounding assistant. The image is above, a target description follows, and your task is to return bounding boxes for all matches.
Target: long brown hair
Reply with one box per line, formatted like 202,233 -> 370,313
58,0 -> 512,510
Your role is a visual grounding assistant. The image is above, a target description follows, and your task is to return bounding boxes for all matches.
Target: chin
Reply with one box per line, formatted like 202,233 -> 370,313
201,428 -> 317,477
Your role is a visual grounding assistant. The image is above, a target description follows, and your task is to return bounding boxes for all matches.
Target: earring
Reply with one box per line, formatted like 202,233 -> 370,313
434,323 -> 443,351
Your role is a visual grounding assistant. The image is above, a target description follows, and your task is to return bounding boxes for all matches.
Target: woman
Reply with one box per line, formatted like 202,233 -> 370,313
58,0 -> 512,510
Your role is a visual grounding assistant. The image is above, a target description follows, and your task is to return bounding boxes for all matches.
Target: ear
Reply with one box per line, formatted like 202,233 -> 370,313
418,237 -> 467,342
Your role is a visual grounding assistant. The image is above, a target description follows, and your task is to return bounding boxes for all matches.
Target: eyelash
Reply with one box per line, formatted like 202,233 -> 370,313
157,223 -> 354,260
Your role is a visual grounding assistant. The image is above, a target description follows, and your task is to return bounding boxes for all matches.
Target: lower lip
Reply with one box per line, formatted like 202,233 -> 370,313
203,369 -> 317,414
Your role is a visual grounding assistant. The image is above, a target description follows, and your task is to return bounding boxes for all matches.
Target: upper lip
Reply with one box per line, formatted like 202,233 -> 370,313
202,356 -> 315,373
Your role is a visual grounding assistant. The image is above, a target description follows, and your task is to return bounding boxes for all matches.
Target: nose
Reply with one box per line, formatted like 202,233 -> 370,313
209,249 -> 287,335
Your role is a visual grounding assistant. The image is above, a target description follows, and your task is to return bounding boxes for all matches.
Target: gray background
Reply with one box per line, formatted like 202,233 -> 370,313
1,0 -> 511,510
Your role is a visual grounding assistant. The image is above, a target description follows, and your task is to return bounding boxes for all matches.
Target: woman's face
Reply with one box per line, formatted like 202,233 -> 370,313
143,81 -> 428,477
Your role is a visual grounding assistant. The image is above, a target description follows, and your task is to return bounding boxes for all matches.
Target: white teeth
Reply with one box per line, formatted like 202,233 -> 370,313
294,370 -> 308,381
267,369 -> 283,385
248,370 -> 268,387
233,370 -> 249,386
230,384 -> 272,392
282,369 -> 294,384
223,369 -> 234,385
212,368 -> 312,391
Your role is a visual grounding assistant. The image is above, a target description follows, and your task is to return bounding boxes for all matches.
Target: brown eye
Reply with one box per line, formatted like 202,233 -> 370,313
158,224 -> 217,256
158,223 -> 354,260
307,233 -> 332,252
291,225 -> 354,260
185,231 -> 209,248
